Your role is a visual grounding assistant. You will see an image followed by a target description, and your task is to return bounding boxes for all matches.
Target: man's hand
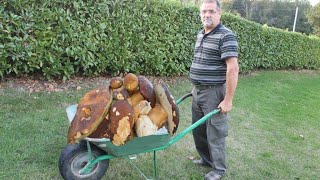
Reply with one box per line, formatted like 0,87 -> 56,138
218,100 -> 233,114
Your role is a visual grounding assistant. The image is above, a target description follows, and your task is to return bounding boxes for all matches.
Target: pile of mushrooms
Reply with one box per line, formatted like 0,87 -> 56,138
67,73 -> 179,146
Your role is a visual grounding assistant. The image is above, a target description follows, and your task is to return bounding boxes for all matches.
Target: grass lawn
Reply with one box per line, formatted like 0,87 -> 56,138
0,70 -> 319,179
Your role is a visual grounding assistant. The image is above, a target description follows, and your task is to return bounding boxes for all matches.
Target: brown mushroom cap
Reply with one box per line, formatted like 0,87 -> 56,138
148,103 -> 168,129
107,100 -> 134,146
138,76 -> 156,107
124,73 -> 139,92
110,77 -> 123,89
154,83 -> 179,135
112,86 -> 129,100
68,86 -> 113,144
89,114 -> 111,138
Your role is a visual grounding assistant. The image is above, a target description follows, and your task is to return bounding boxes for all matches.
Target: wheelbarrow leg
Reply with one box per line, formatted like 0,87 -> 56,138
87,141 -> 94,161
126,156 -> 151,180
153,151 -> 157,180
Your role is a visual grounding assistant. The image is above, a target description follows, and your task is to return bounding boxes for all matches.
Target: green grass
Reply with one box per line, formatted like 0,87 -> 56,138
0,71 -> 320,179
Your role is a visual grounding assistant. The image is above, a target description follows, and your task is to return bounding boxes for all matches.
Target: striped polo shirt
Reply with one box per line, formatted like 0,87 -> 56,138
189,23 -> 238,86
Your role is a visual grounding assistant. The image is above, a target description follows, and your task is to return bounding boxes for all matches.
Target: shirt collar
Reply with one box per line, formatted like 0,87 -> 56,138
202,23 -> 222,36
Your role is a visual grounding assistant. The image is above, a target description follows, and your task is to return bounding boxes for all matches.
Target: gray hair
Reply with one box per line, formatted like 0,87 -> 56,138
200,0 -> 221,10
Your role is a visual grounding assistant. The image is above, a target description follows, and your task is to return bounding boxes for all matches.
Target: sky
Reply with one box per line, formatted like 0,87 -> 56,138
309,0 -> 319,6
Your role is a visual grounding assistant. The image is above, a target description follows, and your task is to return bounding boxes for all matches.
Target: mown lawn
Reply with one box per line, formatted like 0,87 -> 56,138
0,70 -> 319,179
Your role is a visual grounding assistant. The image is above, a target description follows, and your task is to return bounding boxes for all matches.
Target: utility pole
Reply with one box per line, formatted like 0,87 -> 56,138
293,7 -> 298,32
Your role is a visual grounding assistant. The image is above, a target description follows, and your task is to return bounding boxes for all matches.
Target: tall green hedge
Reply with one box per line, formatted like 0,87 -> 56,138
1,0 -> 319,80
222,15 -> 320,72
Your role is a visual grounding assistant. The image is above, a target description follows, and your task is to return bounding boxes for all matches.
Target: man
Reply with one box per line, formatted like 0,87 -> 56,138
189,0 -> 239,179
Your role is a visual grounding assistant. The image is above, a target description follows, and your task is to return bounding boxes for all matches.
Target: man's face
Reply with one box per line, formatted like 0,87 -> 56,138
200,2 -> 221,32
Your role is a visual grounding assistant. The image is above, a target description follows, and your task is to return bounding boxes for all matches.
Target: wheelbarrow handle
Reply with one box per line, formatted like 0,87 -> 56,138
167,92 -> 220,146
168,108 -> 221,146
176,92 -> 192,105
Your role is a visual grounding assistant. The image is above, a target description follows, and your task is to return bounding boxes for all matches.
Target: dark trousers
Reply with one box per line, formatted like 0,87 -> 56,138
191,84 -> 229,176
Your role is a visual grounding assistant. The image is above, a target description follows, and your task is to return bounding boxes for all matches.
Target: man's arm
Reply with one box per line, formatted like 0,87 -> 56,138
218,57 -> 239,113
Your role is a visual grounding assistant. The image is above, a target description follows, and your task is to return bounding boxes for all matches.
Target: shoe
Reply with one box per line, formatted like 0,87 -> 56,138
204,171 -> 222,180
192,158 -> 211,167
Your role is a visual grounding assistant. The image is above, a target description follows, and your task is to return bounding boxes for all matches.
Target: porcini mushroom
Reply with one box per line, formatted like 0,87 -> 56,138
112,86 -> 129,100
138,76 -> 156,107
124,73 -> 139,92
67,86 -> 113,144
107,100 -> 134,146
154,83 -> 179,135
110,77 -> 123,89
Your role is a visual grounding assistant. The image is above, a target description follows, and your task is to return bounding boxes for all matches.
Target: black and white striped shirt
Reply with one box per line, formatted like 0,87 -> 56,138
190,24 -> 238,86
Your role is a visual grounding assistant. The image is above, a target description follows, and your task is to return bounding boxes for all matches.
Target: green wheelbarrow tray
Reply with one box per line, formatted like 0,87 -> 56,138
65,93 -> 220,177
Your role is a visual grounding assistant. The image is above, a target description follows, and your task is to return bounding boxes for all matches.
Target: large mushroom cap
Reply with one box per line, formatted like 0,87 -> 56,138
138,76 -> 156,107
68,86 -> 112,144
154,83 -> 179,135
107,100 -> 134,146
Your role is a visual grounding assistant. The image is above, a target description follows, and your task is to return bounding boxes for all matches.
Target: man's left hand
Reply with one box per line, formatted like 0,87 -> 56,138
218,100 -> 233,114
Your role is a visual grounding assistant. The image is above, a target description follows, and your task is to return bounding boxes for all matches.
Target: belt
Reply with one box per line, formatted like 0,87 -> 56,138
194,84 -> 222,90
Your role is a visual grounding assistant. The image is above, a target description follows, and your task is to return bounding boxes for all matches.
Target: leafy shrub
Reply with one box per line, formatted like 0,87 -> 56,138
1,0 -> 319,80
222,14 -> 320,73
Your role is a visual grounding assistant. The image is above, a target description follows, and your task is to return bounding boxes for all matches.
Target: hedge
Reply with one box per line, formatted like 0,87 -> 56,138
1,0 -> 319,80
222,15 -> 320,72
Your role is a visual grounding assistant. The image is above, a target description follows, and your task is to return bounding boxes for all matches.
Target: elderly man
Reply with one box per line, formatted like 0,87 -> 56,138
189,0 -> 239,179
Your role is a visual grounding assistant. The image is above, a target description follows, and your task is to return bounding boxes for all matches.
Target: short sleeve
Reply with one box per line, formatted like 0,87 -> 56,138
220,32 -> 238,60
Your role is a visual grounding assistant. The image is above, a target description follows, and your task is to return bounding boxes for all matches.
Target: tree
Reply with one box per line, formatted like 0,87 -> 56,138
307,3 -> 320,36
176,0 -> 314,35
221,0 -> 313,34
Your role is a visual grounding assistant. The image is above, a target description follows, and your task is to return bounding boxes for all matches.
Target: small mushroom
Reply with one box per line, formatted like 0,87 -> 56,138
112,86 -> 129,100
124,73 -> 139,92
110,77 -> 123,89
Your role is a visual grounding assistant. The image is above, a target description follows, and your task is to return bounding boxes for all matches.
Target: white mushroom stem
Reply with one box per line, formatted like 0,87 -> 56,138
135,115 -> 158,137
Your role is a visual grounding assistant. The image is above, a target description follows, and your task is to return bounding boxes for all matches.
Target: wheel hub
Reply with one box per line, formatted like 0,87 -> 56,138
70,152 -> 99,177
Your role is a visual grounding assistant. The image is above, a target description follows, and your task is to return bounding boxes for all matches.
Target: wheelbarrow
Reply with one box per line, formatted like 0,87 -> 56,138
58,93 -> 220,180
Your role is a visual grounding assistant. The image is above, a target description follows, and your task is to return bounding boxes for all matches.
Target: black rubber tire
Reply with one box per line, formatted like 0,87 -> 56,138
58,141 -> 109,180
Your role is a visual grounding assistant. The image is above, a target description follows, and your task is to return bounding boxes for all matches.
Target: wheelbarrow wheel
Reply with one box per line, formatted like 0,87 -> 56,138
59,141 -> 109,180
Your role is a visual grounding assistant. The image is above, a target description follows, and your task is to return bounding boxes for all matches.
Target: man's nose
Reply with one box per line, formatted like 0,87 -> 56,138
204,11 -> 211,17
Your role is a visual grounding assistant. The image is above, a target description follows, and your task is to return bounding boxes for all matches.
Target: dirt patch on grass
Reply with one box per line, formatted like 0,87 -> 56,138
0,76 -> 189,93
2,70 -> 317,93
